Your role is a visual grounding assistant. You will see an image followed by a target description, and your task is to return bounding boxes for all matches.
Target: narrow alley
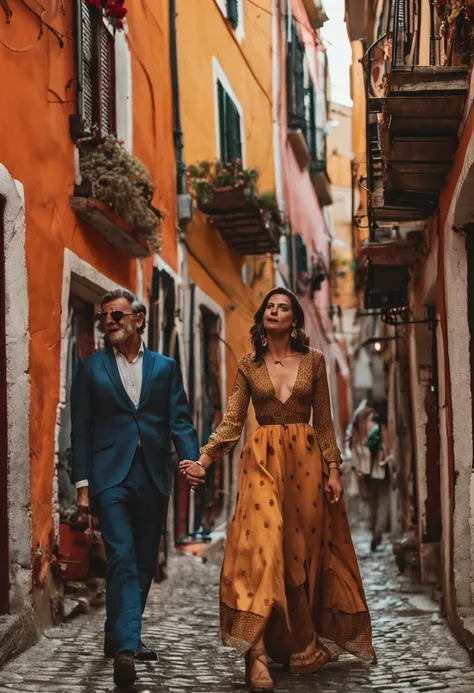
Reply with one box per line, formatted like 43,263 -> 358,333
1,533 -> 473,693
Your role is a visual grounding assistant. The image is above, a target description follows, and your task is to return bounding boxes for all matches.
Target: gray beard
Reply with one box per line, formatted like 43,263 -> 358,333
108,322 -> 135,346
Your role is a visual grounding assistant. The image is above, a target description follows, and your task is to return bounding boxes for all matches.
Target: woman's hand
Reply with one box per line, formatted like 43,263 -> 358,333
179,460 -> 206,488
324,468 -> 343,504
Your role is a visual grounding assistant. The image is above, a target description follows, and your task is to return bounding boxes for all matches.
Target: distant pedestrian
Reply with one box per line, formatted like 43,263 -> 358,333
71,289 -> 199,690
181,288 -> 376,692
366,412 -> 390,551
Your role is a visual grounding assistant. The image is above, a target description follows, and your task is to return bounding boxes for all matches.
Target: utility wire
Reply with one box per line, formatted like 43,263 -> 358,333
182,238 -> 258,323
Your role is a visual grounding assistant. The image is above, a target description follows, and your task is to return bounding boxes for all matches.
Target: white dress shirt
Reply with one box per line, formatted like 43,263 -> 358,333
114,341 -> 144,408
75,343 -> 145,490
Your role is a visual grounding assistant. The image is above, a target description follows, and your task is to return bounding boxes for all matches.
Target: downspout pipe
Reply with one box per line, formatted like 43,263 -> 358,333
169,0 -> 185,194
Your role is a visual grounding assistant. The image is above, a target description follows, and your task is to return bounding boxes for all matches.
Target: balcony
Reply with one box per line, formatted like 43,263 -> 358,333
302,0 -> 328,30
187,162 -> 281,255
361,231 -> 424,266
71,134 -> 162,258
310,159 -> 332,207
378,67 -> 468,215
197,185 -> 280,255
364,5 -> 469,227
70,196 -> 151,259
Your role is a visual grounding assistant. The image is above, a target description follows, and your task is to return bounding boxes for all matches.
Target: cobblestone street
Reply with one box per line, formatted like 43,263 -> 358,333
1,531 -> 474,693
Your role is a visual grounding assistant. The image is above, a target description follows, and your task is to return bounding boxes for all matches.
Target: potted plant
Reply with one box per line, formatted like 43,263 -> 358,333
435,0 -> 474,65
187,159 -> 259,206
74,133 -> 163,254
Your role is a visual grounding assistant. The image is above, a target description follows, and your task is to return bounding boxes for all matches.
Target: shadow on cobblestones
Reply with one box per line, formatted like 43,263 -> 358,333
1,530 -> 474,692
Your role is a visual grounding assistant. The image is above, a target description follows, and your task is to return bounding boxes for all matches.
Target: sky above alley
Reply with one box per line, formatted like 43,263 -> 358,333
321,0 -> 352,106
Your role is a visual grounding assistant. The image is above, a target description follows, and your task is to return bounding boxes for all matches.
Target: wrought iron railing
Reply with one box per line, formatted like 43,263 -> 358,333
361,35 -> 388,242
391,0 -> 445,69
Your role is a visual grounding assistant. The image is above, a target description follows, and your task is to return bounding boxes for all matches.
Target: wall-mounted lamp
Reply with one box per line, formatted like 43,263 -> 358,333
361,336 -> 397,351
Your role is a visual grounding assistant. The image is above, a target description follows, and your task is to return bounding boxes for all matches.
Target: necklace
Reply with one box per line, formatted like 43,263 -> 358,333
267,352 -> 298,366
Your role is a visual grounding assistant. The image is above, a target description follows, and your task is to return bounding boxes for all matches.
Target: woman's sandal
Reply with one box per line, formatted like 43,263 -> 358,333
245,647 -> 275,692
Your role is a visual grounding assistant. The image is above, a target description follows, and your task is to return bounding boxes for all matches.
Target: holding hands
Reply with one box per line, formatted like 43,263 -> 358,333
180,459 -> 207,488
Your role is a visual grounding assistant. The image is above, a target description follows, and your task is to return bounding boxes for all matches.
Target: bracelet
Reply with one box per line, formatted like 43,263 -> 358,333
328,463 -> 340,471
195,461 -> 207,472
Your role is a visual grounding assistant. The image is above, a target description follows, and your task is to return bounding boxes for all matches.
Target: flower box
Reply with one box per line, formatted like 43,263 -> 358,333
74,134 -> 163,256
70,196 -> 152,258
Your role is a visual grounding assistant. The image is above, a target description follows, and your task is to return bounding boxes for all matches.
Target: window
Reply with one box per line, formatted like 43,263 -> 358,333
305,85 -> 317,158
286,20 -> 306,131
217,81 -> 242,162
227,0 -> 239,28
76,0 -> 116,135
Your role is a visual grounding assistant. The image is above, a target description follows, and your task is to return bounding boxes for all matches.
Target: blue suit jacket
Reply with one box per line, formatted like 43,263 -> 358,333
71,347 -> 199,498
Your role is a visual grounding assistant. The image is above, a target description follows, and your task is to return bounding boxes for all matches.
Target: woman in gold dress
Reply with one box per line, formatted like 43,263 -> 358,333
180,289 -> 375,692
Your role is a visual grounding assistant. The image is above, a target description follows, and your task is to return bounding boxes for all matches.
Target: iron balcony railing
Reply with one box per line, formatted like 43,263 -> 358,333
391,0 -> 444,69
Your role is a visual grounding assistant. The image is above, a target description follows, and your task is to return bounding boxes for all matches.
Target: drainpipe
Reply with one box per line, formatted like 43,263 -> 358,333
272,0 -> 285,211
351,158 -> 356,252
169,0 -> 185,194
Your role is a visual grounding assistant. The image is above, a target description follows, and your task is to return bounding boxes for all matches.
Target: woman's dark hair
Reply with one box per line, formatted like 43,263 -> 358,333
251,288 -> 309,361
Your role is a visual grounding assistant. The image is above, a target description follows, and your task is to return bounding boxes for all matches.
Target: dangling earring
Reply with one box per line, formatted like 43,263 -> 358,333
260,325 -> 268,348
291,325 -> 297,340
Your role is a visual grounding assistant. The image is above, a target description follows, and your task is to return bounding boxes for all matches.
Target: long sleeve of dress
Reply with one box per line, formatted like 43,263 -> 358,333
200,360 -> 251,460
312,351 -> 342,465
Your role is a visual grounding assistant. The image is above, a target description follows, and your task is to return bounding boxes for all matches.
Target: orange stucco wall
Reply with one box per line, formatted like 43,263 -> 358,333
0,2 -> 177,591
176,0 -> 275,388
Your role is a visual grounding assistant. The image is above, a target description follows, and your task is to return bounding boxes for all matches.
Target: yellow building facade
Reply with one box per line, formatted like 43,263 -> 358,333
174,0 -> 277,536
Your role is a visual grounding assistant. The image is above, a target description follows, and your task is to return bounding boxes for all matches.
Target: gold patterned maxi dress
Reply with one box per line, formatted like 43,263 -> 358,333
201,349 -> 376,671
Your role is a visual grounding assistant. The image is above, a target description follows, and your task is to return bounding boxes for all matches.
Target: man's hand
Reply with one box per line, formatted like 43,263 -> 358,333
77,486 -> 90,513
179,460 -> 206,489
324,468 -> 343,504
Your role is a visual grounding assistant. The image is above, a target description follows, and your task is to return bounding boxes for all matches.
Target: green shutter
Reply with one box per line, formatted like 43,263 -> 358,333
226,94 -> 242,161
227,0 -> 239,29
306,85 -> 316,157
76,0 -> 94,130
287,20 -> 306,131
217,81 -> 242,162
295,234 -> 308,273
294,28 -> 305,126
217,81 -> 227,160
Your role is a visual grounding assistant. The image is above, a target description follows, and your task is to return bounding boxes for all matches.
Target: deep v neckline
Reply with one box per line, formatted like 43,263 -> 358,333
263,352 -> 305,405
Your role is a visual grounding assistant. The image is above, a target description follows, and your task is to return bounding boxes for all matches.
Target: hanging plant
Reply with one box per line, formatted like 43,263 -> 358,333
77,133 -> 163,251
187,159 -> 258,205
84,0 -> 128,31
435,0 -> 474,64
310,256 -> 327,294
258,190 -> 286,229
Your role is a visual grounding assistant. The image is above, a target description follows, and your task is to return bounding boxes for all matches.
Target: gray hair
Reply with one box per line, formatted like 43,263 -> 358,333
101,289 -> 147,335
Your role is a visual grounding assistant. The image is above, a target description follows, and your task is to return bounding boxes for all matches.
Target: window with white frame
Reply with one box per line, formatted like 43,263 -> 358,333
215,0 -> 245,40
217,81 -> 242,162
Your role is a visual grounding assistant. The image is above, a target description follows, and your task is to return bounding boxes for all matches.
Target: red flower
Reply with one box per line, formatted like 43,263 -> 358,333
84,0 -> 128,30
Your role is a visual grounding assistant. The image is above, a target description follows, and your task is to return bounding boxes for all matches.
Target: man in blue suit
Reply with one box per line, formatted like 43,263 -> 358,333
71,288 -> 200,690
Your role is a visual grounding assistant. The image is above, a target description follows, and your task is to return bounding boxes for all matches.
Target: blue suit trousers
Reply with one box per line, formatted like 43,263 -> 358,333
93,448 -> 168,653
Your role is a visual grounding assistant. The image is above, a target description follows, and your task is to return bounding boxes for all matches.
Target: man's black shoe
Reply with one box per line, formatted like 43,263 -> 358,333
371,535 -> 382,552
105,632 -> 157,662
134,641 -> 158,661
114,651 -> 136,690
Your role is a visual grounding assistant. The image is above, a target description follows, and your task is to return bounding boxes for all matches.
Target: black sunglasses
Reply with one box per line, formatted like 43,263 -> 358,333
97,310 -> 135,323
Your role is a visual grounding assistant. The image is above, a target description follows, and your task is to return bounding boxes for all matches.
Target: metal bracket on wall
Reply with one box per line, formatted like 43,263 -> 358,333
381,306 -> 438,327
